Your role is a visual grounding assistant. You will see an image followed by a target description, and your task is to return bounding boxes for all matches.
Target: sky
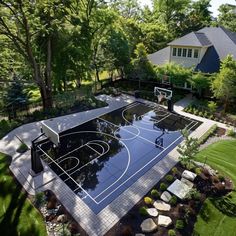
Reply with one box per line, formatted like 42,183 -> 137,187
139,0 -> 236,17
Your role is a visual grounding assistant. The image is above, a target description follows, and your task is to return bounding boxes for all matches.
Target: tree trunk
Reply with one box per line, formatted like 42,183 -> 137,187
27,41 -> 53,110
95,66 -> 100,82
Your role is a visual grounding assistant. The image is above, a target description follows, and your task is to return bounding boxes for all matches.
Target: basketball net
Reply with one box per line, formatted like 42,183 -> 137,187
157,94 -> 165,103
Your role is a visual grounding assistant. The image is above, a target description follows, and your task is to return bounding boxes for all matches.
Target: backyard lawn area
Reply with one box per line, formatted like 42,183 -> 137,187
0,153 -> 47,236
194,140 -> 236,236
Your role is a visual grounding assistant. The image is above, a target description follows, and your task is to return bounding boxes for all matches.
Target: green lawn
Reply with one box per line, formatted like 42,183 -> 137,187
194,140 -> 236,236
0,153 -> 47,236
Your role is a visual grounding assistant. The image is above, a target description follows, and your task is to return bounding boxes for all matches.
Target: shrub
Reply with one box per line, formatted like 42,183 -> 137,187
165,175 -> 174,183
187,189 -> 201,200
226,129 -> 235,137
208,101 -> 217,114
144,197 -> 153,205
198,124 -> 217,145
194,167 -> 202,175
172,167 -> 178,175
198,111 -> 203,117
160,183 -> 167,191
139,206 -> 148,216
34,192 -> 45,207
203,111 -> 208,117
168,229 -> 176,236
175,219 -> 184,230
169,196 -> 177,206
16,142 -> 28,153
151,189 -> 160,198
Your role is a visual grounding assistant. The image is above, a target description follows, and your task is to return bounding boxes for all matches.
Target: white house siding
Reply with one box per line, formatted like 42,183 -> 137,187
170,46 -> 207,68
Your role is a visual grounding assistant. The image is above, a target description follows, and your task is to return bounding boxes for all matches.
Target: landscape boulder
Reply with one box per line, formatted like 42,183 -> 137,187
157,215 -> 172,227
182,170 -> 197,181
160,191 -> 172,202
147,208 -> 158,217
153,200 -> 171,211
140,218 -> 158,233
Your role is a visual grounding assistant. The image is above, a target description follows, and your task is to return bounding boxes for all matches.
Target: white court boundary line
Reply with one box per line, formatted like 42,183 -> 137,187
93,118 -> 197,203
61,141 -> 110,181
58,156 -> 80,173
122,103 -> 172,133
99,117 -> 164,149
39,131 -> 131,204
39,101 -> 200,206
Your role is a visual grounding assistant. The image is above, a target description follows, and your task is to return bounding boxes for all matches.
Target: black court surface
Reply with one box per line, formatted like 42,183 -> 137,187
37,102 -> 201,214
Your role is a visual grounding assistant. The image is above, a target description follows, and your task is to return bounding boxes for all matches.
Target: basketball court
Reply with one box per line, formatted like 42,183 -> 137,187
34,101 -> 201,214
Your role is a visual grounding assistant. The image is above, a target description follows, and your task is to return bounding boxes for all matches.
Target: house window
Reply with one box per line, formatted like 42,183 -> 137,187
177,48 -> 182,57
187,49 -> 192,58
172,48 -> 177,56
194,49 -> 199,58
182,48 -> 187,57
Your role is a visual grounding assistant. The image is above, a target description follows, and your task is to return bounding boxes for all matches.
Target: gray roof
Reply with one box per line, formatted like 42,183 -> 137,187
149,26 -> 236,73
148,46 -> 170,65
168,32 -> 212,47
198,26 -> 236,60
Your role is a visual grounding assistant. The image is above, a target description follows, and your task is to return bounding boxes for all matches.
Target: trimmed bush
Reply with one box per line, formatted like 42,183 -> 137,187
169,196 -> 177,206
144,197 -> 153,205
151,189 -> 160,198
187,189 -> 201,200
198,124 -> 217,145
175,219 -> 184,230
194,167 -> 202,175
226,129 -> 235,137
139,206 -> 148,216
168,229 -> 176,236
160,183 -> 167,191
172,167 -> 178,175
165,174 -> 174,183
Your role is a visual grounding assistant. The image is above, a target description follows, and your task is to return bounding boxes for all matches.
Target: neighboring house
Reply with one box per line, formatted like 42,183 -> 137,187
148,26 -> 236,74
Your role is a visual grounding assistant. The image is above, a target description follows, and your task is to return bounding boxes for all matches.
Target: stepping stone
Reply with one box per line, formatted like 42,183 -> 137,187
147,208 -> 158,217
160,191 -> 172,202
158,215 -> 172,227
182,170 -> 197,181
181,177 -> 194,188
153,200 -> 171,211
135,234 -> 145,236
168,179 -> 192,200
140,218 -> 158,233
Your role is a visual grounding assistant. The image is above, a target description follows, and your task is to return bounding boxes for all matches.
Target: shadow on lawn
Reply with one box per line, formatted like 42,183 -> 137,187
210,196 -> 236,217
0,155 -> 40,236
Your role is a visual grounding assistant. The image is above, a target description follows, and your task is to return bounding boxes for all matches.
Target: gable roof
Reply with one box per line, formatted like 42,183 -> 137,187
198,26 -> 236,60
148,26 -> 236,73
168,32 -> 212,47
148,46 -> 170,65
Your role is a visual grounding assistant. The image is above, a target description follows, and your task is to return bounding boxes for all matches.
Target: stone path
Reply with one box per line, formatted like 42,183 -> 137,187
0,93 -> 233,236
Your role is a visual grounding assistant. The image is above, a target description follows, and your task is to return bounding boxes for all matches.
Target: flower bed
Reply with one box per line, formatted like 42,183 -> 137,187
105,162 -> 233,236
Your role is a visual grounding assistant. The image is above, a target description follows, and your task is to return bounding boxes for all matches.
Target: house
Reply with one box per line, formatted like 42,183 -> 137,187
148,26 -> 236,74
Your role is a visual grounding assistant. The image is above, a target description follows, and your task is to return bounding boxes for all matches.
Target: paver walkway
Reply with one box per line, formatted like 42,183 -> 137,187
0,93 -> 233,236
